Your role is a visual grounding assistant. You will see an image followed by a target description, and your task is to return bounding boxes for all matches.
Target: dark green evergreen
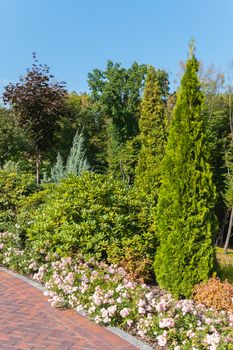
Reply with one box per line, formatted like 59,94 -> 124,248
154,46 -> 217,298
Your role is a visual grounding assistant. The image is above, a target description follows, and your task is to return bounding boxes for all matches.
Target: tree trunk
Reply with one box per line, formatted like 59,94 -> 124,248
216,210 -> 229,246
36,153 -> 42,186
224,207 -> 233,254
223,93 -> 233,254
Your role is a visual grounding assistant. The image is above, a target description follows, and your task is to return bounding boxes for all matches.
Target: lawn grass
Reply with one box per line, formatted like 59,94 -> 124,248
216,246 -> 233,284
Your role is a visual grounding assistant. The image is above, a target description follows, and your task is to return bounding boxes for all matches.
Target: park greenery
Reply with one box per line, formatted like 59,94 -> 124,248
0,45 -> 233,349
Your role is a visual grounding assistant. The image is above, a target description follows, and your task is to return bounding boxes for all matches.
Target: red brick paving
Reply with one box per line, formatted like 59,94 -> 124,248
0,270 -> 137,350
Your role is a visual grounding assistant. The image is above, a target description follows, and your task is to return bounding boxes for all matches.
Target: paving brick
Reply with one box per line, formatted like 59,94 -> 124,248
0,270 -> 137,350
14,342 -> 34,349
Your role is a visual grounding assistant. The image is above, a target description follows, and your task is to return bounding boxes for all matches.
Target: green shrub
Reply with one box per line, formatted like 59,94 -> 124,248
18,172 -> 156,278
0,231 -> 29,273
0,165 -> 36,231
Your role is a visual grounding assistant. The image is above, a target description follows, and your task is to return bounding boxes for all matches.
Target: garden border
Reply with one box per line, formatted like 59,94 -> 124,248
0,266 -> 153,350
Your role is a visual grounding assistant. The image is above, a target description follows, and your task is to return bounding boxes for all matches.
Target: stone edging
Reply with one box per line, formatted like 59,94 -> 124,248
0,266 -> 153,350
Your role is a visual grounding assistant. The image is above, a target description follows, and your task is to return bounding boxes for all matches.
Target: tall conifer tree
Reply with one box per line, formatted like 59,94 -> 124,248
154,45 -> 217,298
135,66 -> 169,200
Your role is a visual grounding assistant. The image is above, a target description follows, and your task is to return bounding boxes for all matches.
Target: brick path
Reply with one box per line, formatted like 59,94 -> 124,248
0,270 -> 137,350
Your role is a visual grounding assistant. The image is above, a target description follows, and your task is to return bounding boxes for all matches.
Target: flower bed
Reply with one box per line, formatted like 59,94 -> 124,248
0,231 -> 233,349
32,256 -> 233,350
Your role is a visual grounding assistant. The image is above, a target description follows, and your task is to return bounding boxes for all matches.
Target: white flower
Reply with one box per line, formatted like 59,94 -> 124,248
229,313 -> 233,326
204,332 -> 221,350
145,292 -> 154,301
103,316 -> 111,324
138,306 -> 146,314
159,318 -> 174,329
116,284 -> 124,292
101,308 -> 108,318
137,330 -> 145,338
126,319 -> 133,327
186,329 -> 195,338
156,301 -> 167,313
107,305 -> 117,317
120,307 -> 130,318
94,315 -> 101,324
138,299 -> 146,307
116,297 -> 122,304
157,331 -> 167,347
205,317 -> 212,324
92,292 -> 102,305
88,305 -> 96,313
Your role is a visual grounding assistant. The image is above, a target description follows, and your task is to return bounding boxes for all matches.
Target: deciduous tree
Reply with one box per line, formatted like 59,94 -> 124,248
3,54 -> 67,184
88,61 -> 146,174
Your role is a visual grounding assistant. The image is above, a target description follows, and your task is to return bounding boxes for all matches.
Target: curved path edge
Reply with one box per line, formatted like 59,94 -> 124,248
0,267 -> 153,350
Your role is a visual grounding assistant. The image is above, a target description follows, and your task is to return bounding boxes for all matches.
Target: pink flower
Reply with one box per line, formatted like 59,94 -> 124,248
157,331 -> 167,347
204,332 -> 220,350
156,301 -> 167,313
125,281 -> 136,289
137,330 -> 145,338
181,300 -> 194,315
101,308 -> 108,317
126,319 -> 133,327
186,329 -> 195,338
138,299 -> 146,307
145,292 -> 154,301
116,297 -> 122,304
116,284 -> 124,292
120,308 -> 130,318
204,317 -> 212,325
226,337 -> 233,343
159,318 -> 174,329
29,261 -> 37,270
92,292 -> 102,305
229,314 -> 233,326
138,306 -> 146,314
107,305 -> 117,317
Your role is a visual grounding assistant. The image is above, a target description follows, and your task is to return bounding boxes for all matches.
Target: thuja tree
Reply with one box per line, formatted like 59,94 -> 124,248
3,53 -> 67,184
135,66 -> 169,200
154,46 -> 217,298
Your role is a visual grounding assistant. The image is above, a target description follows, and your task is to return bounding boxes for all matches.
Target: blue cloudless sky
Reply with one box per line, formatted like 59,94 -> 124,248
0,0 -> 232,94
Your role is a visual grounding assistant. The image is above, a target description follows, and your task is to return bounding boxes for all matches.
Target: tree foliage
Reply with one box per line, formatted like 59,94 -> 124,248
0,108 -> 30,166
88,61 -> 147,173
135,66 -> 169,200
3,53 -> 67,183
200,65 -> 229,232
154,47 -> 217,298
53,92 -> 106,172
